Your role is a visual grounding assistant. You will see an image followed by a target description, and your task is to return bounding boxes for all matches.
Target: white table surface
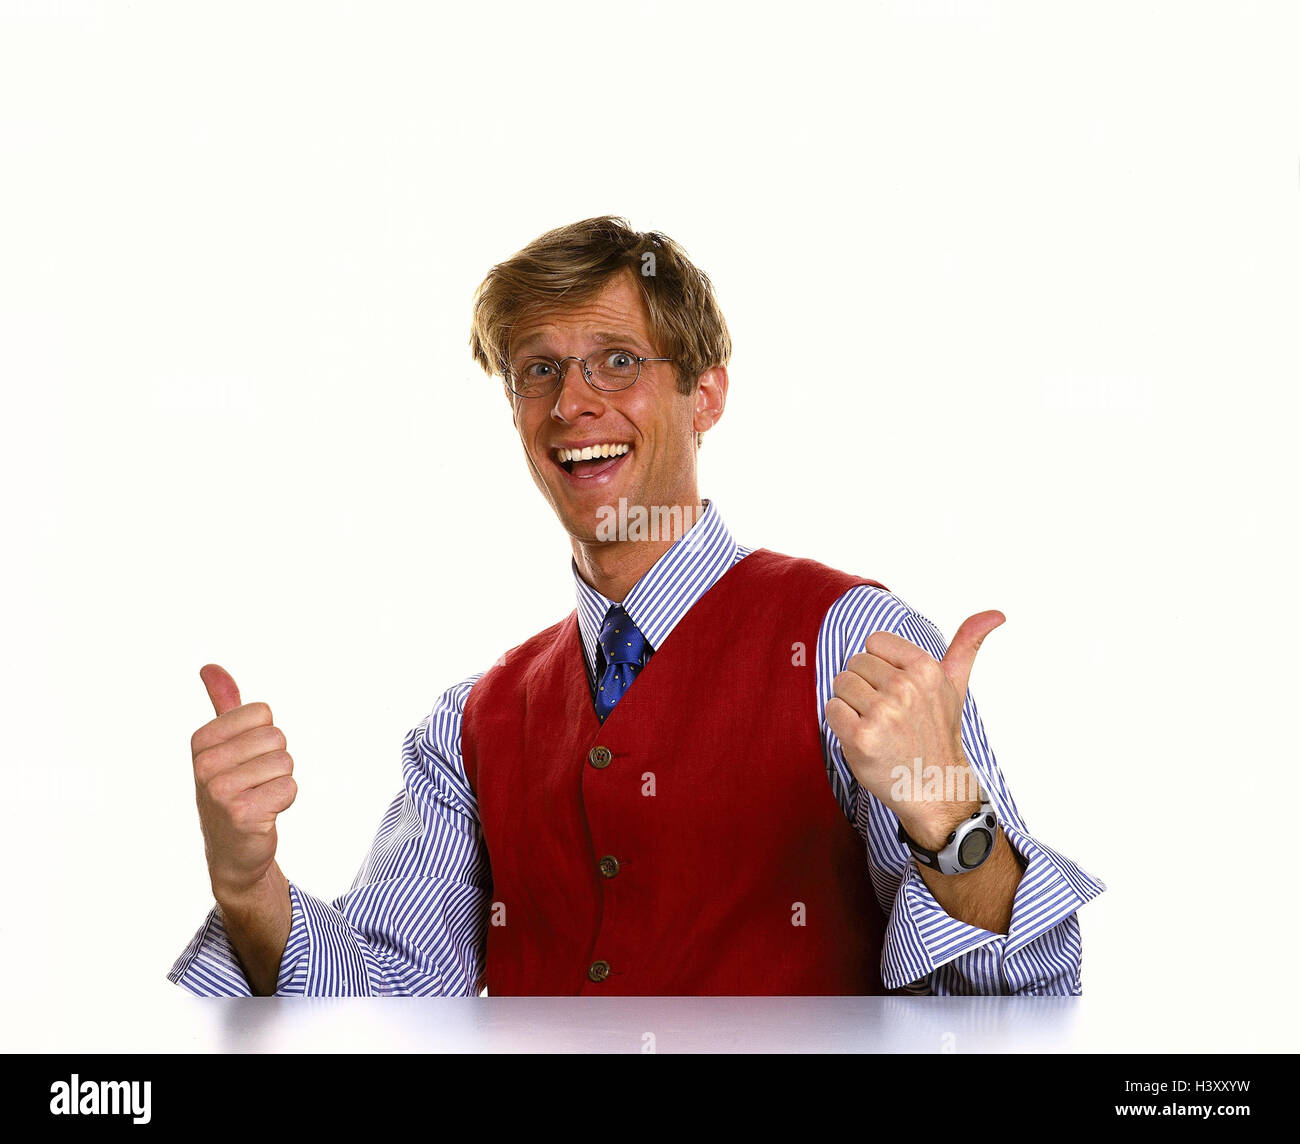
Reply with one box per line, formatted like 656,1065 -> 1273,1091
5,989 -> 1287,1054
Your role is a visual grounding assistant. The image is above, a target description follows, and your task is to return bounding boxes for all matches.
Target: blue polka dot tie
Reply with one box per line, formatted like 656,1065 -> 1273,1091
594,604 -> 651,722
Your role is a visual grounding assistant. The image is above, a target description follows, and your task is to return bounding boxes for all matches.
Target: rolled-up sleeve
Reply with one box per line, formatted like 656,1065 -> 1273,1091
167,673 -> 492,997
821,586 -> 1106,995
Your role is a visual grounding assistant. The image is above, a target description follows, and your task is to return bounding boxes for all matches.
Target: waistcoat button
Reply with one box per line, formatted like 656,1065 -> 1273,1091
588,960 -> 611,983
598,855 -> 620,878
588,745 -> 612,769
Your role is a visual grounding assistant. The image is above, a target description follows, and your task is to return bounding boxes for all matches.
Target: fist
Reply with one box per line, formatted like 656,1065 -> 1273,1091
190,664 -> 298,900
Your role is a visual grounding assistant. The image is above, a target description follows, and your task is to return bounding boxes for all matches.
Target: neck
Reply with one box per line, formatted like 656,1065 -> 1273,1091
571,497 -> 707,602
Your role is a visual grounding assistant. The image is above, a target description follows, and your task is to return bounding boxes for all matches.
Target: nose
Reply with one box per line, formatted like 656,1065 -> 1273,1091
550,357 -> 606,423
555,357 -> 588,385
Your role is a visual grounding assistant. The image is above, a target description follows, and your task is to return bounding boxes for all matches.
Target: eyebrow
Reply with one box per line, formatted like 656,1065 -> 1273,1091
512,330 -> 652,356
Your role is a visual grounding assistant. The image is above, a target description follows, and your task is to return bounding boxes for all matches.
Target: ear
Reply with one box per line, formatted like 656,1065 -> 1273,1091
692,365 -> 728,438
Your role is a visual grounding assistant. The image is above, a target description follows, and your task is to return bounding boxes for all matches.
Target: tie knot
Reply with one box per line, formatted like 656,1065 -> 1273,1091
598,604 -> 648,668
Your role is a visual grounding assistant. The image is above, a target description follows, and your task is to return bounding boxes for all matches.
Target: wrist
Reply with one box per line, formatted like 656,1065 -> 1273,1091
213,865 -> 286,921
898,797 -> 984,852
899,800 -> 999,877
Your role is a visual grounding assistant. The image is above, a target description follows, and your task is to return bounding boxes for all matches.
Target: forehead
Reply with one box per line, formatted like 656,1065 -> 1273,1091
511,272 -> 653,355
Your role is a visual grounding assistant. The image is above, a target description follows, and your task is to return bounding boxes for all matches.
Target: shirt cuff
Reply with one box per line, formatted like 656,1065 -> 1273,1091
276,881 -> 389,995
880,822 -> 1106,994
167,880 -> 314,997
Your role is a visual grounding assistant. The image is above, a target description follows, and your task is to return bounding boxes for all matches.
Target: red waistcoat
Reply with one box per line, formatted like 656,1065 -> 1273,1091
461,548 -> 889,995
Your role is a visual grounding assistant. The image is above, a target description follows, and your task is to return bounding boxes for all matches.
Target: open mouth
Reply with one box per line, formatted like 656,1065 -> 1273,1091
554,442 -> 632,481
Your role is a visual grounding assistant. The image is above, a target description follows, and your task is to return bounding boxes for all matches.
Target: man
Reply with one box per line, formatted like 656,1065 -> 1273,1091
170,216 -> 1104,997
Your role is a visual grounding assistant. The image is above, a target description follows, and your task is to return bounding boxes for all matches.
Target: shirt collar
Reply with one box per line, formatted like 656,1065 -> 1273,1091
572,499 -> 741,682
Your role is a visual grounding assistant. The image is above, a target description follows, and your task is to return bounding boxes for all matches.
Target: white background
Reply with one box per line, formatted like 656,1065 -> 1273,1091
2,1 -> 1296,1050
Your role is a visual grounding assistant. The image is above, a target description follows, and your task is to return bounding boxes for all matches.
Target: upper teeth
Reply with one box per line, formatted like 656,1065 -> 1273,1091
557,443 -> 631,463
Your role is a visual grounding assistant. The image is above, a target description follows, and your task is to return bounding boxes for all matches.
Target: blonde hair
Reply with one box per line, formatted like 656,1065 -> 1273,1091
470,216 -> 731,401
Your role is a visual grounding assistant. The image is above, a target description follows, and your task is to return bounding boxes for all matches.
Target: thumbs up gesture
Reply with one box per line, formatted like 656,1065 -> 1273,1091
189,665 -> 298,902
825,611 -> 1005,849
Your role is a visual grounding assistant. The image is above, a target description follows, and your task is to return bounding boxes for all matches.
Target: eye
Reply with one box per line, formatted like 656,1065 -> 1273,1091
602,350 -> 635,370
522,358 -> 556,379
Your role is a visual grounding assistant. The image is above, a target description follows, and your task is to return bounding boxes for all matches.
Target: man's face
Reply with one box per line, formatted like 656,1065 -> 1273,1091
509,270 -> 719,544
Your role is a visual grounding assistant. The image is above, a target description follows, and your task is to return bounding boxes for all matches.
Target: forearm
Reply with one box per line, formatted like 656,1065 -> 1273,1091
213,862 -> 292,996
913,823 -> 1025,934
172,735 -> 492,997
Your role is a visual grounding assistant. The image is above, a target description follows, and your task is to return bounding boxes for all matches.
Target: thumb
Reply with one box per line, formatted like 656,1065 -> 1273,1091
199,663 -> 242,717
940,611 -> 1006,699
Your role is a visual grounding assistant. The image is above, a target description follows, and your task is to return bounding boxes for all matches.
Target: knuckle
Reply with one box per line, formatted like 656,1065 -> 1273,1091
247,701 -> 273,726
242,724 -> 283,754
228,799 -> 260,833
191,720 -> 222,756
206,772 -> 237,803
193,749 -> 220,784
262,751 -> 294,779
264,776 -> 297,814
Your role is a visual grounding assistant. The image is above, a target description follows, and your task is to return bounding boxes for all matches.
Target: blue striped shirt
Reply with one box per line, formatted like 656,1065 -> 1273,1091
169,500 -> 1105,997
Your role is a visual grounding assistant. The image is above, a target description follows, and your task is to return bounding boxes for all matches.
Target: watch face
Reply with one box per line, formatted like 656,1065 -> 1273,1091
958,828 -> 993,868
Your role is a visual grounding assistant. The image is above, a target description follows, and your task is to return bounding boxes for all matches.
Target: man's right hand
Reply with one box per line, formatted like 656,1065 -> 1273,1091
190,664 -> 296,994
192,664 -> 298,900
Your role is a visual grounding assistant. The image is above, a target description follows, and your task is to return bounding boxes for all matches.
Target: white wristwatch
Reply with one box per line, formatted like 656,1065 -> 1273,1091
898,802 -> 998,875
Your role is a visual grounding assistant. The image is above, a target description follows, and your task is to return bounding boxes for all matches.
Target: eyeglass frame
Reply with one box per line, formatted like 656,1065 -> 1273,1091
504,350 -> 674,399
